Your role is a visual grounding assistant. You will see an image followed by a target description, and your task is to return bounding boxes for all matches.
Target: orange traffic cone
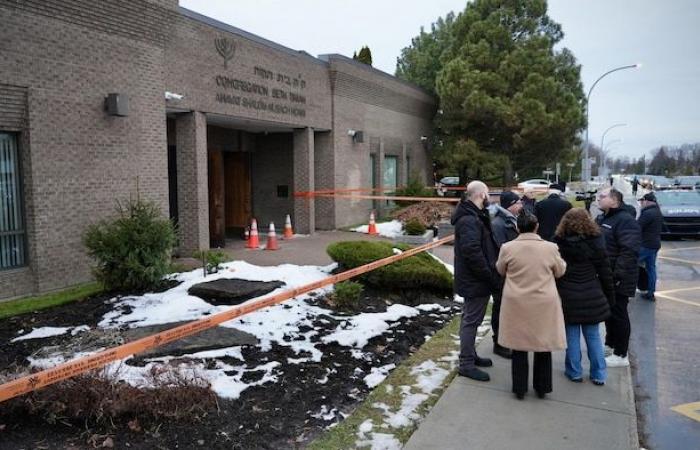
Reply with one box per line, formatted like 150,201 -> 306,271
283,214 -> 294,239
246,219 -> 260,249
266,222 -> 279,250
367,211 -> 378,236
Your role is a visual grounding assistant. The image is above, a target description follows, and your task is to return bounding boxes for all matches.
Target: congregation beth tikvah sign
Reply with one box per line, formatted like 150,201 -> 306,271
213,37 -> 307,118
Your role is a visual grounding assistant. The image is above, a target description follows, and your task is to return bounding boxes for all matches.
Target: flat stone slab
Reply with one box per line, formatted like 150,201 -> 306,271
124,322 -> 259,359
188,278 -> 285,305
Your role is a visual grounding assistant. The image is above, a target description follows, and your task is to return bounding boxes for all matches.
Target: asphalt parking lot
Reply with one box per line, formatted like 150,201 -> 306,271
629,240 -> 700,449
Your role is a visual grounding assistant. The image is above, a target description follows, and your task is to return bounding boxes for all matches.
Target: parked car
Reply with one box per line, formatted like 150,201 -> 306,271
654,190 -> 700,238
517,178 -> 551,191
674,176 -> 700,190
436,176 -> 461,197
646,175 -> 676,190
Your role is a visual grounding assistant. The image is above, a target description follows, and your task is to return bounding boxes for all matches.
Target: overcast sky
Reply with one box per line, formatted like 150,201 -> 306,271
180,0 -> 700,159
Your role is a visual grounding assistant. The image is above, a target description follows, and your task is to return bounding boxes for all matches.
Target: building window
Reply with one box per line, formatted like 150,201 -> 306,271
0,133 -> 26,269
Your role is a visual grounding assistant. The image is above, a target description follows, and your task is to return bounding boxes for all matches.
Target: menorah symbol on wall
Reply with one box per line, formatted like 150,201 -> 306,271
215,37 -> 236,69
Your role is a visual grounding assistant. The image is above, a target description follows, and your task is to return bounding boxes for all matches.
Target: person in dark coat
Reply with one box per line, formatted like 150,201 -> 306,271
596,188 -> 641,368
452,180 -> 500,382
488,191 -> 522,359
637,192 -> 663,301
521,188 -> 536,215
535,184 -> 572,241
555,208 -> 615,385
631,176 -> 639,196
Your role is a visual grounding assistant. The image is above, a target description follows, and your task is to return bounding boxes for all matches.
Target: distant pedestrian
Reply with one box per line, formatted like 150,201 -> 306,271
521,188 -> 536,215
488,191 -> 522,359
637,192 -> 663,301
496,212 -> 567,400
555,208 -> 615,386
609,176 -> 614,187
596,188 -> 641,368
631,176 -> 639,196
534,184 -> 572,241
452,180 -> 499,382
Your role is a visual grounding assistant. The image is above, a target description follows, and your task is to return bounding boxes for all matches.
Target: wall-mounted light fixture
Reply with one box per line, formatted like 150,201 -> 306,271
348,129 -> 364,143
105,93 -> 129,117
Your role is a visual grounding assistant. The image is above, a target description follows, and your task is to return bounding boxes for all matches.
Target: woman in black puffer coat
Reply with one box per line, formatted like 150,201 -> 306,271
555,208 -> 615,385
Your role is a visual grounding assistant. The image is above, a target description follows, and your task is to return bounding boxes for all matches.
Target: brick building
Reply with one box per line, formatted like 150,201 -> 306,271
0,0 -> 436,300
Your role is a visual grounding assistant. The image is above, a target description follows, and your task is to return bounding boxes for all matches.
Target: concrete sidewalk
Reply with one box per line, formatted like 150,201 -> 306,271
405,332 -> 639,450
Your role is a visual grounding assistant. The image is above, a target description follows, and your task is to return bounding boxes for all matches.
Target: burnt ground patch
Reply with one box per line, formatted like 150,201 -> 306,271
0,287 -> 459,449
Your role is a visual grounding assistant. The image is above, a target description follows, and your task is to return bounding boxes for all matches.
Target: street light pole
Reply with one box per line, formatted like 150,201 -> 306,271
582,64 -> 640,183
600,123 -> 627,177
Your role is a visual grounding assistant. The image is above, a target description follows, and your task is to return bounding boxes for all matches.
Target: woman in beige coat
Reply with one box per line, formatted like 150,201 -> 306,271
496,212 -> 567,399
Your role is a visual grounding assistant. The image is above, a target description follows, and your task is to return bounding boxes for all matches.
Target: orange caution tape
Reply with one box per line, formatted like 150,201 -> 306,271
313,193 -> 460,203
0,234 -> 455,404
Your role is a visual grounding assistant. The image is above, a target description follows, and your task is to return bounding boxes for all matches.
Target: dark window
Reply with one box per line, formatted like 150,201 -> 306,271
277,185 -> 289,198
0,133 -> 26,269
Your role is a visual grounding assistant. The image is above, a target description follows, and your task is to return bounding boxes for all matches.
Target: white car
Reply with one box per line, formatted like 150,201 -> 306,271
517,179 -> 552,191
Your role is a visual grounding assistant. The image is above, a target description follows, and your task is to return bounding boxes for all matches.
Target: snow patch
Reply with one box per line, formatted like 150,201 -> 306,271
12,326 -> 90,342
323,304 -> 420,348
364,363 -> 396,388
351,220 -> 404,238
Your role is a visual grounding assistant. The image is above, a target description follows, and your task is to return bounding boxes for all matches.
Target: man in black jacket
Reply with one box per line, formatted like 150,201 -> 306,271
488,191 -> 521,358
535,184 -> 572,241
596,188 -> 641,368
452,180 -> 499,381
637,192 -> 663,301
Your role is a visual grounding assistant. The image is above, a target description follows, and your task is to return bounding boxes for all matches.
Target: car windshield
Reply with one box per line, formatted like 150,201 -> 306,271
655,191 -> 700,206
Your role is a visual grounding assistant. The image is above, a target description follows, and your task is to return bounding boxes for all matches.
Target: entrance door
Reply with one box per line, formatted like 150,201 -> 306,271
208,149 -> 226,248
225,152 -> 252,235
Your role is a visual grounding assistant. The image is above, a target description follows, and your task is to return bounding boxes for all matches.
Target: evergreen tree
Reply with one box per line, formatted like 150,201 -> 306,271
396,0 -> 586,182
354,46 -> 373,65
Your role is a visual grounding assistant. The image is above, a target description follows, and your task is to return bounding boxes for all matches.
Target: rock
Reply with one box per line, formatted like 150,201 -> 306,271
123,322 -> 258,359
188,279 -> 285,305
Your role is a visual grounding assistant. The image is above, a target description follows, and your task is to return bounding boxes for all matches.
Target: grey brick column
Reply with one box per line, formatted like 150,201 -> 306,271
293,127 -> 315,234
175,111 -> 209,254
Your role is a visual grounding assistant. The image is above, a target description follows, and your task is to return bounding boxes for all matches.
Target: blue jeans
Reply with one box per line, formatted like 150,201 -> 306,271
639,247 -> 658,295
565,323 -> 606,382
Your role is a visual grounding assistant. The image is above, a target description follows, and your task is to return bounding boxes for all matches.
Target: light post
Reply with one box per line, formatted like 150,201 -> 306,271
582,64 -> 641,183
600,123 -> 627,177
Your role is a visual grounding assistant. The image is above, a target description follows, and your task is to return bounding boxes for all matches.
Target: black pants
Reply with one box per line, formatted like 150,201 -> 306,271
512,351 -> 552,395
491,289 -> 502,343
459,295 -> 490,371
605,294 -> 630,357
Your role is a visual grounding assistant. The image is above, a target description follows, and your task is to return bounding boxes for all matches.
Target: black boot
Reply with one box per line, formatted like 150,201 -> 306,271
458,367 -> 490,382
474,355 -> 493,367
493,342 -> 512,359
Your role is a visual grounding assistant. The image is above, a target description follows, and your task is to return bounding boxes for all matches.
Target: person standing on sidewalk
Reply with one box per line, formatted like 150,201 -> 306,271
496,212 -> 567,399
488,191 -> 522,359
535,184 -> 572,241
452,180 -> 499,382
637,192 -> 663,301
521,188 -> 536,215
596,188 -> 641,368
632,176 -> 639,196
555,208 -> 615,386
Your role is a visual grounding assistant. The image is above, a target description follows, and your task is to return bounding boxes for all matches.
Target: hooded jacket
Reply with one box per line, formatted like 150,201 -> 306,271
555,234 -> 615,324
451,200 -> 499,298
489,204 -> 519,249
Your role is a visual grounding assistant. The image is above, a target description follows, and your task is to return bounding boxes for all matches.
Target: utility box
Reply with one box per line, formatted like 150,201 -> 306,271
105,93 -> 129,117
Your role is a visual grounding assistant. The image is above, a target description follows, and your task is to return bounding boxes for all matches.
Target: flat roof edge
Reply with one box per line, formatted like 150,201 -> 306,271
319,54 -> 435,99
178,7 -> 329,68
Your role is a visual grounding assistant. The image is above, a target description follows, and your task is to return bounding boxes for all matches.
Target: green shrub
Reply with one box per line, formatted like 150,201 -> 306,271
84,198 -> 177,292
404,218 -> 427,236
394,172 -> 433,207
193,249 -> 228,274
326,241 -> 452,294
329,281 -> 363,310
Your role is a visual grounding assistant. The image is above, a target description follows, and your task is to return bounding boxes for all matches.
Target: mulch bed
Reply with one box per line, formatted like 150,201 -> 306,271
0,283 -> 459,449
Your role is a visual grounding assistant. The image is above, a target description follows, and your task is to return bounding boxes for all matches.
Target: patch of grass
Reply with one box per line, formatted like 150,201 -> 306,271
308,315 -> 462,449
0,282 -> 103,320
